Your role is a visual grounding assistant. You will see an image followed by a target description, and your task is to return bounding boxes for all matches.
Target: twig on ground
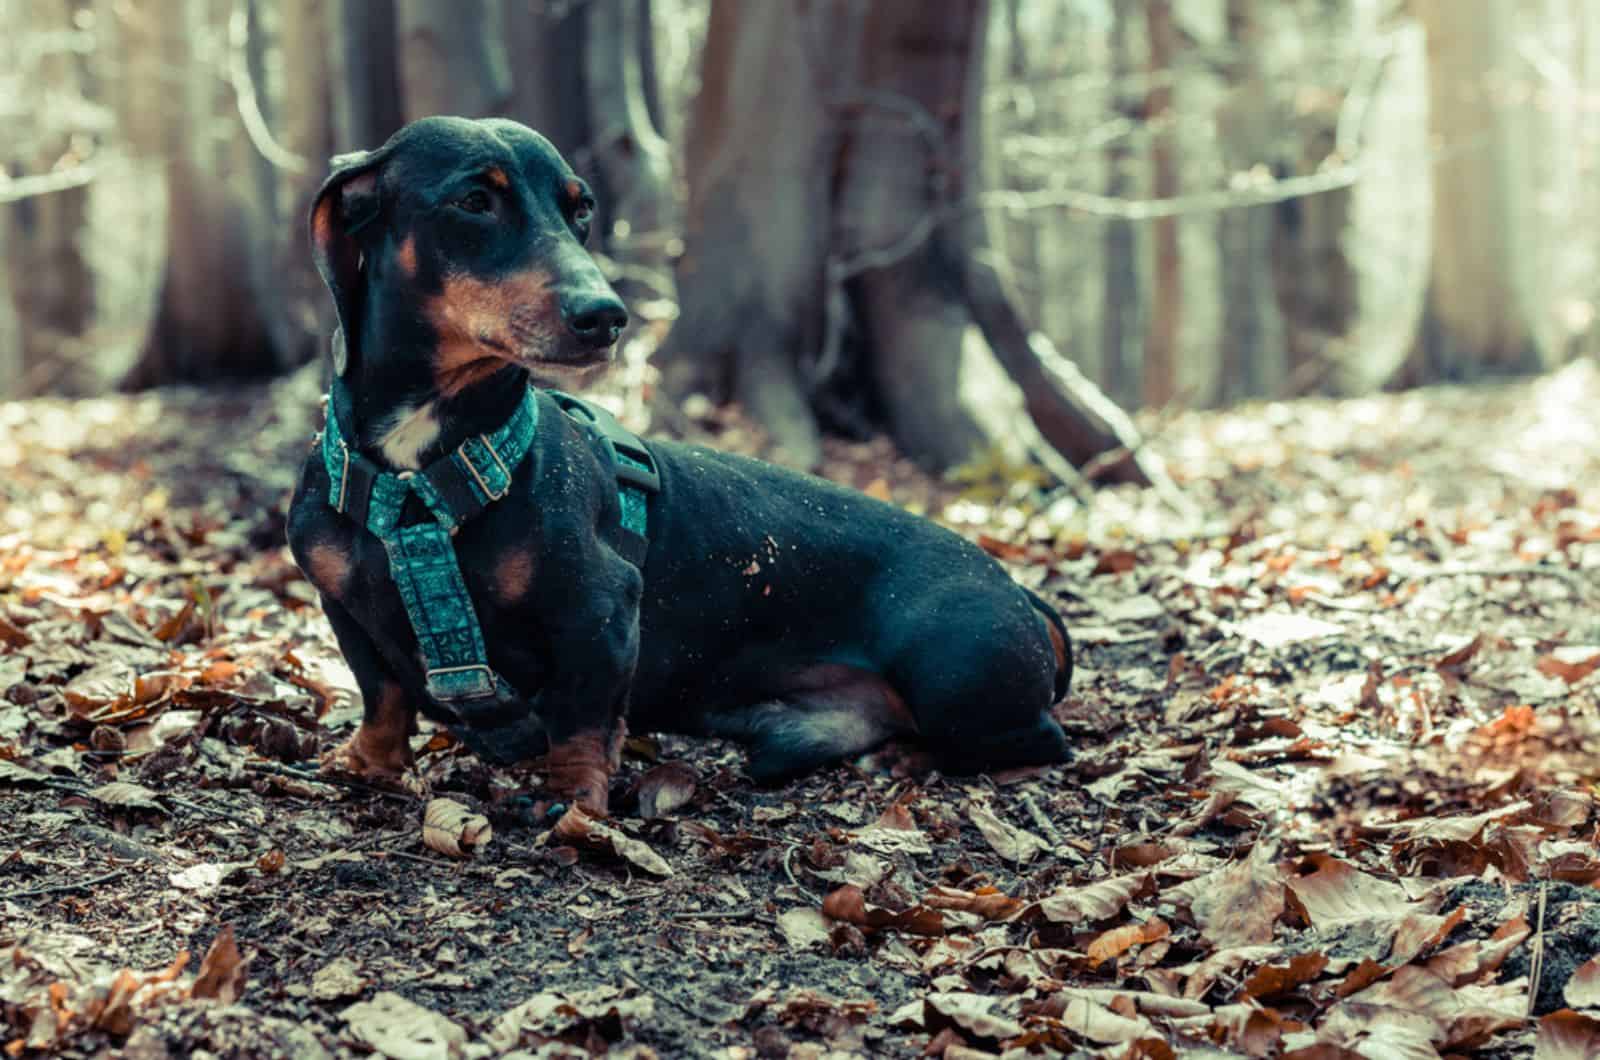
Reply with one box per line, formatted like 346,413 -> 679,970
623,970 -> 726,1026
1020,792 -> 1065,847
1528,879 -> 1549,1018
244,760 -> 415,802
783,842 -> 821,905
9,869 -> 124,900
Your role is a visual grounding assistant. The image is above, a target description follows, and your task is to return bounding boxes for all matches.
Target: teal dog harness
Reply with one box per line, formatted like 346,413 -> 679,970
320,388 -> 657,719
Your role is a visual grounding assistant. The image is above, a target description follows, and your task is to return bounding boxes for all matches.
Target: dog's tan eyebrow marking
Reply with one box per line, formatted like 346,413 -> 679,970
565,179 -> 585,202
484,167 -> 511,189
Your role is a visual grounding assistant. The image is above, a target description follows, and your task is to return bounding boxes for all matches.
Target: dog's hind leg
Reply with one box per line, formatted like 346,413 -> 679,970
705,666 -> 915,784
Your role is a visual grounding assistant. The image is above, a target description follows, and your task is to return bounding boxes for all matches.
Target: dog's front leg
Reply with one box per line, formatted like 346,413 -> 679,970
536,586 -> 640,817
317,594 -> 422,785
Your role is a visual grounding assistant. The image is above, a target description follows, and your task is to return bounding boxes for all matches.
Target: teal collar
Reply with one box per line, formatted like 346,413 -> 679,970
319,388 -> 657,722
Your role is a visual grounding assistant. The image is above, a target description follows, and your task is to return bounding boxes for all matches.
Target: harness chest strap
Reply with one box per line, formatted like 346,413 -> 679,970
320,388 -> 657,716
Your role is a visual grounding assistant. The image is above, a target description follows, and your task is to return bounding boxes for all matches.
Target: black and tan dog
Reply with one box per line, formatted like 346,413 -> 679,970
288,116 -> 1070,815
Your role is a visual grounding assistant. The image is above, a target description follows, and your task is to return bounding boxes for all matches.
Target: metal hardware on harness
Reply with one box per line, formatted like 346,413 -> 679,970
319,387 -> 657,719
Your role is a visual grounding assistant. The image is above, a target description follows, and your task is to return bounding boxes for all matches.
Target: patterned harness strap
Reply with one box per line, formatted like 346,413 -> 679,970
320,388 -> 657,723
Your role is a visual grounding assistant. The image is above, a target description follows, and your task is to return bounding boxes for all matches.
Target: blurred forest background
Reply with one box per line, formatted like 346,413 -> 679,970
2,0 -> 1597,475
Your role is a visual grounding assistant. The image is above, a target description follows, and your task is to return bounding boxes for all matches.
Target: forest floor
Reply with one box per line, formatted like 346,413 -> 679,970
3,360 -> 1600,1059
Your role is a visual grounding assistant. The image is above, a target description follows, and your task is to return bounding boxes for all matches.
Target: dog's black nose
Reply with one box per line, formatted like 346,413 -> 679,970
561,292 -> 628,348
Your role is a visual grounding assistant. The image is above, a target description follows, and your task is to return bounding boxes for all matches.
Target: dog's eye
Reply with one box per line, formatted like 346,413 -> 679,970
455,190 -> 493,215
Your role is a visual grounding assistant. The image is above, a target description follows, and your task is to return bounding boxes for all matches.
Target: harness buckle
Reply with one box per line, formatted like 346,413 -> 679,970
425,664 -> 498,702
459,434 -> 511,502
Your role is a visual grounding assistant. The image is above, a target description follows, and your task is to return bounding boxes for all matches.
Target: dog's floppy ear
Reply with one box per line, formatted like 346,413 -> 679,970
309,148 -> 390,376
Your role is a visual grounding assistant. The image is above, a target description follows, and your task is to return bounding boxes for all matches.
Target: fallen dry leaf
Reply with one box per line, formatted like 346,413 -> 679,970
548,804 -> 672,876
633,760 -> 697,818
821,884 -> 945,937
421,797 -> 493,859
1538,1010 -> 1600,1060
1565,956 -> 1600,1010
1180,844 -> 1285,947
89,780 -> 163,812
968,802 -> 1049,863
1030,872 -> 1153,924
778,908 -> 831,950
1085,917 -> 1169,969
191,924 -> 247,1003
342,991 -> 465,1060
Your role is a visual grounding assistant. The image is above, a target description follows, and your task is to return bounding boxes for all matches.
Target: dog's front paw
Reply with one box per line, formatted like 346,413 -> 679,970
320,726 -> 427,796
544,730 -> 617,817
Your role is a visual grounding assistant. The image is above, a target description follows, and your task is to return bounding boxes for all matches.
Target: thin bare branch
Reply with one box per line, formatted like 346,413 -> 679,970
227,1 -> 309,174
0,163 -> 96,204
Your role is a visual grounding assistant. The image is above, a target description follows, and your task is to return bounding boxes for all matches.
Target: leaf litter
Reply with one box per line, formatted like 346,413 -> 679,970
2,362 -> 1600,1055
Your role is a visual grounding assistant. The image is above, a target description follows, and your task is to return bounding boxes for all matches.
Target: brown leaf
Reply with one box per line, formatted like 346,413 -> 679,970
633,761 -> 697,818
923,885 -> 1022,921
1085,918 -> 1169,969
1352,965 -> 1522,1049
422,798 -> 494,859
968,803 -> 1049,864
1565,956 -> 1600,1010
1538,1010 -> 1600,1060
1183,844 -> 1285,948
1286,853 -> 1416,927
1434,634 -> 1484,672
820,884 -> 945,937
1032,871 -> 1153,925
1537,650 -> 1600,686
548,805 -> 673,877
1239,953 -> 1328,1000
191,924 -> 246,1003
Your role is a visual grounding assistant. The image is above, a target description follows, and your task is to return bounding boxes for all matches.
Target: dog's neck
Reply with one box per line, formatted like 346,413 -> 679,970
331,311 -> 530,472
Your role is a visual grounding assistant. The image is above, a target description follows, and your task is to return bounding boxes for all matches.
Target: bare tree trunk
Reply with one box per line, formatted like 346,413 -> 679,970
1216,0 -> 1286,402
584,0 -> 676,281
1405,0 -> 1544,381
396,0 -> 513,120
123,0 -> 277,387
272,0 -> 336,359
4,0 -> 95,395
656,0 -> 843,466
1142,0 -> 1180,408
327,0 -> 403,152
840,2 -> 1025,469
661,0 -> 1153,482
1101,7 -> 1142,410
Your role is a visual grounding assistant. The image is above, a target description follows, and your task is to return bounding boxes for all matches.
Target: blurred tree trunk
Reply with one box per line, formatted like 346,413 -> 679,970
327,0 -> 403,152
1142,0 -> 1179,408
3,0 -> 95,395
396,0 -> 512,119
1100,9 -> 1141,411
234,0 -> 332,375
1215,0 -> 1285,403
1405,0 -> 1544,382
660,0 -> 1147,480
502,0 -> 675,282
123,0 -> 277,388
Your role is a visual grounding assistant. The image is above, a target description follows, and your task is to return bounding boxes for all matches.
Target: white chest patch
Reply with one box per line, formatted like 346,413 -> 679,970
378,403 -> 442,469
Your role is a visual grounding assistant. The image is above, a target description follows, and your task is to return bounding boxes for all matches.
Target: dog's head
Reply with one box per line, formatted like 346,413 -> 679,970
309,117 -> 626,394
